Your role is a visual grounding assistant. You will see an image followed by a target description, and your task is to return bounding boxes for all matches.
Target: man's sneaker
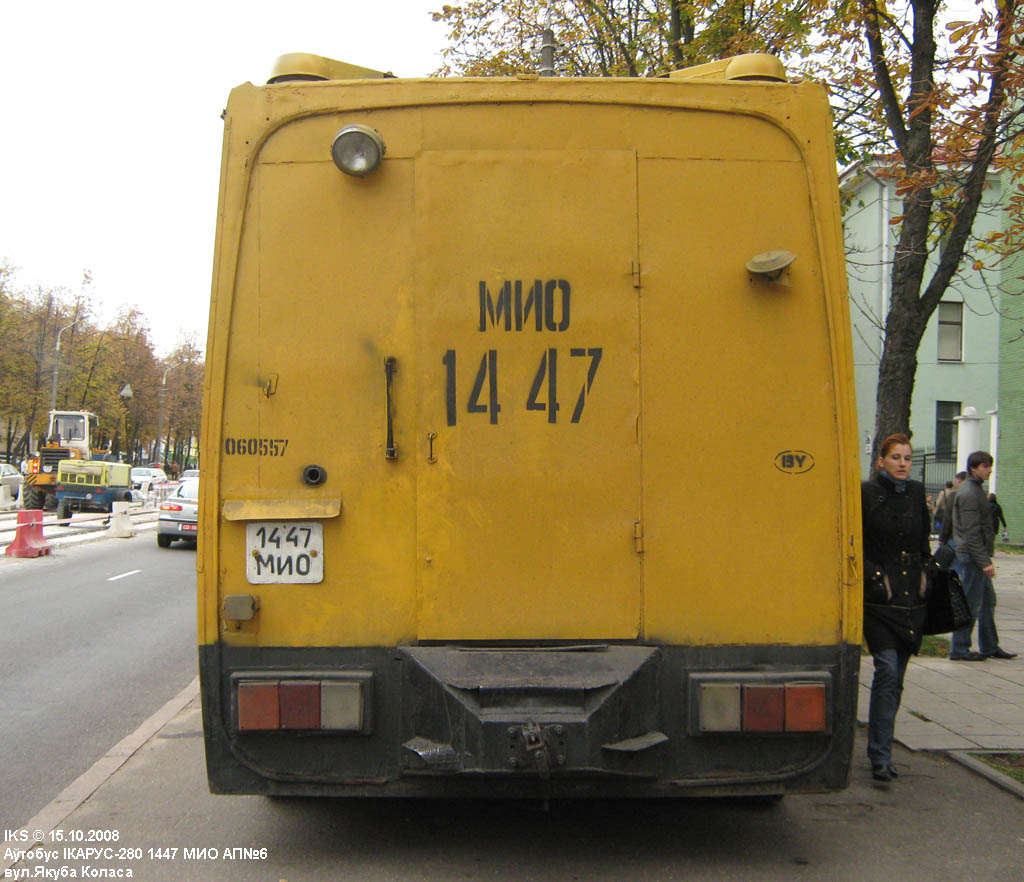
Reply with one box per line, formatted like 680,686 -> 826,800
949,651 -> 987,661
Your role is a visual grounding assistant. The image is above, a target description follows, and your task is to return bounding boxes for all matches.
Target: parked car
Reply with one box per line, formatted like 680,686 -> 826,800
157,477 -> 199,548
181,469 -> 200,478
130,466 -> 168,492
0,462 -> 23,503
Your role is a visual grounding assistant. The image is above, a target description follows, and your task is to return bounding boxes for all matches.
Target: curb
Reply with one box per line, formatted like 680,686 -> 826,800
946,751 -> 1024,800
0,516 -> 158,555
53,518 -> 158,547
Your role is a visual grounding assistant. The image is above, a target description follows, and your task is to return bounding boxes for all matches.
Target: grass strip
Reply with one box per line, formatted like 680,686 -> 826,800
973,753 -> 1024,786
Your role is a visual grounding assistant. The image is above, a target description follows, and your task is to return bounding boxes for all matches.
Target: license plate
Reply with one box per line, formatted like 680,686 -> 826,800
246,522 -> 324,584
181,523 -> 198,532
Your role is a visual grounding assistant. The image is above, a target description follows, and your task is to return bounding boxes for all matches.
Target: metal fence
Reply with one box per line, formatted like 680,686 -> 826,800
913,451 -> 958,497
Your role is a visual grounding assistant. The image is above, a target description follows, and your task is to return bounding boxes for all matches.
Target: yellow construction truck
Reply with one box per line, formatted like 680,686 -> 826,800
23,410 -> 109,510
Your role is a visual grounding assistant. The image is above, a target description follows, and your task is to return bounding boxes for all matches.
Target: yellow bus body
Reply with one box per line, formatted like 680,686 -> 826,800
199,56 -> 861,798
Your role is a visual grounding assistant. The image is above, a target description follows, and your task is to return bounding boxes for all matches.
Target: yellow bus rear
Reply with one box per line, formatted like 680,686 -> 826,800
198,53 -> 861,798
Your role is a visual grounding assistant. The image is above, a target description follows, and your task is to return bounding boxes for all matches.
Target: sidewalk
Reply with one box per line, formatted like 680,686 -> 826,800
857,550 -> 1024,751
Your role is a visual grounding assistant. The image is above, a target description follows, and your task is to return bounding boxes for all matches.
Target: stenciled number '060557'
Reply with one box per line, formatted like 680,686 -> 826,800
223,437 -> 289,456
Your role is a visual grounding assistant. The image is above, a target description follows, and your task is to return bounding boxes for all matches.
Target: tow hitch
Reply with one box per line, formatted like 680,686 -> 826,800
510,722 -> 567,779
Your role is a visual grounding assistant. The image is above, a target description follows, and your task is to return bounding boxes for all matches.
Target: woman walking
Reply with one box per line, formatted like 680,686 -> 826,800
862,434 -> 933,782
990,493 -> 1007,539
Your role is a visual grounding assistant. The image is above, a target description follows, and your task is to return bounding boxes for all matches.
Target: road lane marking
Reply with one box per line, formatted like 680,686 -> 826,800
108,569 -> 142,581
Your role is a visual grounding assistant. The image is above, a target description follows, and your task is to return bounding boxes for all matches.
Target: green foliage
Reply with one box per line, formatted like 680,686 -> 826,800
918,634 -> 951,657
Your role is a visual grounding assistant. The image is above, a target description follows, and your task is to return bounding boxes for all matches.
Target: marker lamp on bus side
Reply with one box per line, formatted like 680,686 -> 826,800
746,250 -> 796,283
331,125 -> 385,176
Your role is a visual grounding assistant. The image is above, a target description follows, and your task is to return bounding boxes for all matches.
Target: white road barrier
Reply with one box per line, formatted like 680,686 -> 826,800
107,501 -> 135,538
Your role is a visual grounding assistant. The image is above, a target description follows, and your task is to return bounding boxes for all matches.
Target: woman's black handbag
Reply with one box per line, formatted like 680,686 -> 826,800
923,568 -> 973,635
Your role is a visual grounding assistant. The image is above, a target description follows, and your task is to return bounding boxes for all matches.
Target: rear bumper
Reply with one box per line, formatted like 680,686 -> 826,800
25,474 -> 57,488
200,642 -> 859,798
56,488 -> 122,512
158,517 -> 199,538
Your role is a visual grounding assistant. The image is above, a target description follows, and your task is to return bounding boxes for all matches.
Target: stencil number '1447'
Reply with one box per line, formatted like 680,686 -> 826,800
443,347 -> 602,426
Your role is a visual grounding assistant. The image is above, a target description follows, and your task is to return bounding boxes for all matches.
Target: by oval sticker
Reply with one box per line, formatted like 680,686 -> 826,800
774,450 -> 815,475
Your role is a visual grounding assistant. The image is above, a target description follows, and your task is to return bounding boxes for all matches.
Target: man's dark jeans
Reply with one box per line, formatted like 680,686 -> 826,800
951,553 -> 998,656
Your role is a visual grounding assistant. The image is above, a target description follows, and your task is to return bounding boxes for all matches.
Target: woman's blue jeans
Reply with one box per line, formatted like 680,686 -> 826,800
867,648 -> 910,769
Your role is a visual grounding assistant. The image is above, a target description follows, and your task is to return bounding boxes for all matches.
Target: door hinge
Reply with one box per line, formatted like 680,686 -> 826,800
631,260 -> 642,289
633,519 -> 644,554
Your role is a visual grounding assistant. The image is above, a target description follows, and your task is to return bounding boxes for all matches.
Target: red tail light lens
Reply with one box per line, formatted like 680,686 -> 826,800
237,681 -> 280,731
743,685 -> 785,732
279,681 -> 321,729
784,683 -> 827,731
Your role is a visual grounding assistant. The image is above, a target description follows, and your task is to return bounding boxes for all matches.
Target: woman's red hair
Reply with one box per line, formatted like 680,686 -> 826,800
878,433 -> 912,458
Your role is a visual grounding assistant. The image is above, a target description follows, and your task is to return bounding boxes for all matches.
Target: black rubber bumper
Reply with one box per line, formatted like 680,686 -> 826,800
199,641 -> 859,798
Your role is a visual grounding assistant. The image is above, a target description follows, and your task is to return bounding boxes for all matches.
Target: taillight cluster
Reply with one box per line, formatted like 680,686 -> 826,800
235,676 -> 371,733
696,679 -> 828,734
160,502 -> 183,512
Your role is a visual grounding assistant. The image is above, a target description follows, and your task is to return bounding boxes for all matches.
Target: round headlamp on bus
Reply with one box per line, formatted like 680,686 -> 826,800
331,125 -> 385,177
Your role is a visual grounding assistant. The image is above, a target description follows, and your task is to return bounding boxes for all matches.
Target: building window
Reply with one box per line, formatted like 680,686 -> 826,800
937,301 -> 963,361
936,401 -> 961,454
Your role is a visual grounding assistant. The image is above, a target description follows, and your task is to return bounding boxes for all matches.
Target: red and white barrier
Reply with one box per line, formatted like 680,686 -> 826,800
5,509 -> 52,558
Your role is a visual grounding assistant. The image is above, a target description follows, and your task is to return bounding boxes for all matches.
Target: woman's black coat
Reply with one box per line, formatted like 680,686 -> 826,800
861,474 -> 932,654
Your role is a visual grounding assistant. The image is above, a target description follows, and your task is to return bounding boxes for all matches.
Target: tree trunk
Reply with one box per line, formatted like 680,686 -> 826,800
872,309 -> 927,463
79,331 -> 106,409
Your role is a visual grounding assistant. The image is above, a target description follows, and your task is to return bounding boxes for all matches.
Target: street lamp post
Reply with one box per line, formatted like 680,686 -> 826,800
116,384 -> 132,460
49,318 -> 84,413
153,363 -> 184,465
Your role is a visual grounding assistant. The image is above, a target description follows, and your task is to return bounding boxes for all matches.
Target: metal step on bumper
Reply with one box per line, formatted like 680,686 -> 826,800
399,644 -> 666,779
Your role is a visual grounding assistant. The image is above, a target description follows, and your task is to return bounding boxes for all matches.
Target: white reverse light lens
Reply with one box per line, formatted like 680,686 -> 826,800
321,681 -> 364,730
331,125 -> 385,177
698,682 -> 742,732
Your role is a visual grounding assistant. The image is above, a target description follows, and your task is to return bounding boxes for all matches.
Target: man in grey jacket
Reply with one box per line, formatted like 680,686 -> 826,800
949,451 -> 1018,660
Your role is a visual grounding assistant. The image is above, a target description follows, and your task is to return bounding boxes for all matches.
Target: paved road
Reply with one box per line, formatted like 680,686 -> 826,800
3,539 -> 1022,880
6,706 -> 1023,882
0,533 -> 197,833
